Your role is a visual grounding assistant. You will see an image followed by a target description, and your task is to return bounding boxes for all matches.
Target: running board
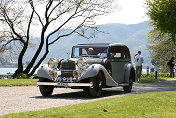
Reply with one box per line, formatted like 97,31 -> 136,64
118,83 -> 129,86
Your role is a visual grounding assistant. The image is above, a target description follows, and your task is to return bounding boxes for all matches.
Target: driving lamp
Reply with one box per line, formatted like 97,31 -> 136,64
49,70 -> 57,79
73,70 -> 81,79
77,57 -> 88,69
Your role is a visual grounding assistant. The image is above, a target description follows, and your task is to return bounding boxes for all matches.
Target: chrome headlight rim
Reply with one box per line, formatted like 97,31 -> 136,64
49,70 -> 58,80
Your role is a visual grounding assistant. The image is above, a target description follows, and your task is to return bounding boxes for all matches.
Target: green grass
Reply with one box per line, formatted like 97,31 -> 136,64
0,79 -> 37,86
1,91 -> 176,118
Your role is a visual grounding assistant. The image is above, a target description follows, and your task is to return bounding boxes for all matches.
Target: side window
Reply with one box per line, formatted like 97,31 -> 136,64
109,47 -> 123,60
109,46 -> 130,61
113,53 -> 121,58
74,48 -> 79,57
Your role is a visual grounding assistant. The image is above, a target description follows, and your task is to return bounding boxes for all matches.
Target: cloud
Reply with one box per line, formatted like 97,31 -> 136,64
96,0 -> 149,25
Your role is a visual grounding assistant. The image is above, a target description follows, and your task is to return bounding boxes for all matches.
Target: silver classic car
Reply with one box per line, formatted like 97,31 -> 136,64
37,43 -> 137,97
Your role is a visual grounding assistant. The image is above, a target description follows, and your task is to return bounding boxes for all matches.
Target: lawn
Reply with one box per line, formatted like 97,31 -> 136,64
0,79 -> 38,86
0,77 -> 176,117
1,91 -> 176,118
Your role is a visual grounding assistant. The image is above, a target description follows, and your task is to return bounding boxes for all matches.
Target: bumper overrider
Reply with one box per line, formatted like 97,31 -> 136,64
37,81 -> 92,88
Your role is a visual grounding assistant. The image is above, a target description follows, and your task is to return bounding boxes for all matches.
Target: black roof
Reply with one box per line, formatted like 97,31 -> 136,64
76,43 -> 126,47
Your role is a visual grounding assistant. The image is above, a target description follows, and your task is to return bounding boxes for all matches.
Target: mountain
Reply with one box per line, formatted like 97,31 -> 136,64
25,20 -> 152,67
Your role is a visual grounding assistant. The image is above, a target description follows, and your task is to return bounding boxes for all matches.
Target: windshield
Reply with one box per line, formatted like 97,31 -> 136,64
72,46 -> 108,59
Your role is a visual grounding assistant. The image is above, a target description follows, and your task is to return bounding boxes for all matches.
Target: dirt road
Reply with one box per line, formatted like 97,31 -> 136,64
0,79 -> 176,116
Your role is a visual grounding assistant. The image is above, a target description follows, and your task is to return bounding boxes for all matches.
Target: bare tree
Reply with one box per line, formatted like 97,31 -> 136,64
0,0 -> 117,76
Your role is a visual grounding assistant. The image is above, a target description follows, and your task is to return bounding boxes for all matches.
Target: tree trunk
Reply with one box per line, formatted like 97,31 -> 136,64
23,28 -> 47,74
13,43 -> 28,77
29,36 -> 49,76
29,51 -> 49,76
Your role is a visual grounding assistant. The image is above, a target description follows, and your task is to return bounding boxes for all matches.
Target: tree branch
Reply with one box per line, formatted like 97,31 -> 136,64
48,17 -> 88,45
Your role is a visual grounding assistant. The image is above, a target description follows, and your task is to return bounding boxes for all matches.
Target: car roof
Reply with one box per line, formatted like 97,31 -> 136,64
75,43 -> 126,47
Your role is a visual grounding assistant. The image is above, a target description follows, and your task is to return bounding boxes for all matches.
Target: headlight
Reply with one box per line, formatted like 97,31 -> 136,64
77,57 -> 89,69
49,70 -> 57,79
73,70 -> 81,78
48,58 -> 58,68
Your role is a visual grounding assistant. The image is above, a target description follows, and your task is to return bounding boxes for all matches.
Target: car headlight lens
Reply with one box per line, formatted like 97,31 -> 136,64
48,58 -> 58,68
49,70 -> 57,79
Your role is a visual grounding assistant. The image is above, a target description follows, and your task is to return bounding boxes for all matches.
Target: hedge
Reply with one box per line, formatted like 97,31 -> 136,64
141,73 -> 170,78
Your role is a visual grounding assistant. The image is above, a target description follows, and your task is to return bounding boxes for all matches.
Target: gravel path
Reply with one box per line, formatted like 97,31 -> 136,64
1,79 -> 176,116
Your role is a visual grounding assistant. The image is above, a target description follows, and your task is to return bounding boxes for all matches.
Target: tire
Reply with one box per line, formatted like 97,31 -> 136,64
123,71 -> 133,93
39,78 -> 54,96
89,72 -> 103,97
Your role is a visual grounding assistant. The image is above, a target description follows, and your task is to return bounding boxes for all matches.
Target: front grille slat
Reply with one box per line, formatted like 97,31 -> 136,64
61,60 -> 76,77
61,61 -> 76,70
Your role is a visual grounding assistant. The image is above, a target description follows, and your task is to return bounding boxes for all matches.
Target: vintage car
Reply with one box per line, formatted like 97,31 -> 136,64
37,43 -> 137,97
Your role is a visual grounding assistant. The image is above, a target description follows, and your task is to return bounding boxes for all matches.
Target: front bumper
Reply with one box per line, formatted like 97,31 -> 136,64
37,82 -> 92,88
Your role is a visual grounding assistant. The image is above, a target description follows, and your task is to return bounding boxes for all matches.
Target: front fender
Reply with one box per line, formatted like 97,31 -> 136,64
80,64 -> 118,86
123,63 -> 136,84
37,65 -> 52,80
80,64 -> 101,79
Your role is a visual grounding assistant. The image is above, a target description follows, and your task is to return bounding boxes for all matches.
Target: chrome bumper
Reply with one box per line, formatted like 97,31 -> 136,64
37,82 -> 92,87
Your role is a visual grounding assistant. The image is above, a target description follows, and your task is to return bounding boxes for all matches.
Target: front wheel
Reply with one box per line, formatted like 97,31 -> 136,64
39,78 -> 54,96
89,72 -> 103,97
123,72 -> 133,93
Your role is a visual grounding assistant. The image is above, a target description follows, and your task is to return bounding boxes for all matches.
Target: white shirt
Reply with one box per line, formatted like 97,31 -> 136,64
135,54 -> 144,66
99,53 -> 107,59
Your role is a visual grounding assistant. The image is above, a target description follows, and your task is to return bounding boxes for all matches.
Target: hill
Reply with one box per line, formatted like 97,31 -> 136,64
25,21 -> 152,67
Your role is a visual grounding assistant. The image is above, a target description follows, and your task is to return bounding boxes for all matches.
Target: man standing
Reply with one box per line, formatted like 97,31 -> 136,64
168,57 -> 175,78
135,51 -> 144,80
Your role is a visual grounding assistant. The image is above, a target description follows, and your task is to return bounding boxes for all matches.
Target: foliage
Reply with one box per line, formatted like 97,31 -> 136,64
15,73 -> 30,79
0,79 -> 37,86
146,0 -> 176,43
147,31 -> 176,72
1,91 -> 176,118
0,0 -> 117,76
146,0 -> 176,72
141,73 -> 170,78
137,76 -> 173,83
0,75 -> 12,79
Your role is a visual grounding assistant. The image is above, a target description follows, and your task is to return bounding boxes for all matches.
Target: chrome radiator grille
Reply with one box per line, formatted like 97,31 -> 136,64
61,60 -> 76,77
61,60 -> 76,70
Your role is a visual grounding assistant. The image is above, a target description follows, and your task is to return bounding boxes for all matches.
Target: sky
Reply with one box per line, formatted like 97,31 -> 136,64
96,0 -> 149,25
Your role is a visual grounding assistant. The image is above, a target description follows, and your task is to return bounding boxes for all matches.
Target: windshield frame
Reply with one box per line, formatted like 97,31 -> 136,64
71,45 -> 109,58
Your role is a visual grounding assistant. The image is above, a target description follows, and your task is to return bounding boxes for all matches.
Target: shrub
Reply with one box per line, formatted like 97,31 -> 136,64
16,73 -> 29,79
141,73 -> 170,78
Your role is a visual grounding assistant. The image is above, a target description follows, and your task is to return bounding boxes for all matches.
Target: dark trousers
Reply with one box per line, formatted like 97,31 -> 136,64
136,66 -> 142,80
170,67 -> 175,78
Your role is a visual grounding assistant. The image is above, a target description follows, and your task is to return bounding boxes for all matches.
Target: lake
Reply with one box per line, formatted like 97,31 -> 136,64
0,68 -> 38,75
0,68 -> 17,75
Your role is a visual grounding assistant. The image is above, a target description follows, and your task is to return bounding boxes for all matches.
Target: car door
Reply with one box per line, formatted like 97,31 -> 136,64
108,46 -> 131,83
